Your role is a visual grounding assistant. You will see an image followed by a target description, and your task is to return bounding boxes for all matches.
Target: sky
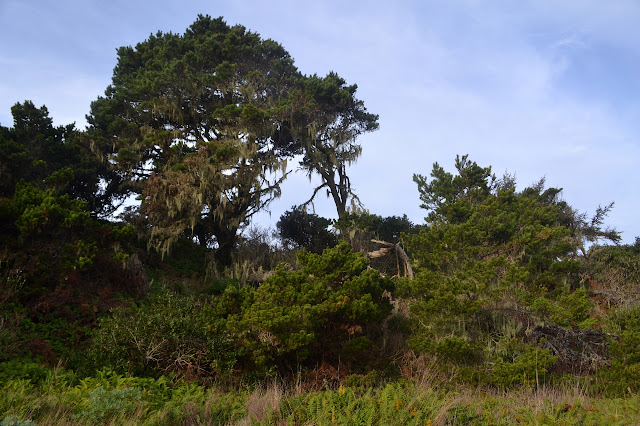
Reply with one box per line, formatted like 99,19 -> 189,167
1,0 -> 638,244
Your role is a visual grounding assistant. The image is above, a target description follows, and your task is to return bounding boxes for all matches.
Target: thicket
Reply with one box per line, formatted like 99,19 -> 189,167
1,14 -> 640,425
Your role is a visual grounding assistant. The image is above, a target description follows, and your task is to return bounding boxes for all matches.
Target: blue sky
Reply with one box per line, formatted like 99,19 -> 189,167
1,0 -> 638,243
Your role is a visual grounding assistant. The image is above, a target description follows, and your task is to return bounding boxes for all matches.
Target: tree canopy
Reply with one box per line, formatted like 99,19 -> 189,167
1,101 -> 123,216
88,15 -> 377,264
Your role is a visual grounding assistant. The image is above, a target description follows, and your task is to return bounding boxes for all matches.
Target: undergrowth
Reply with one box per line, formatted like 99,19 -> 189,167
1,363 -> 639,425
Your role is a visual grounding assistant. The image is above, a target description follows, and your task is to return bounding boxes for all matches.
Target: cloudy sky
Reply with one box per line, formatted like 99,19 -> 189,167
1,0 -> 638,243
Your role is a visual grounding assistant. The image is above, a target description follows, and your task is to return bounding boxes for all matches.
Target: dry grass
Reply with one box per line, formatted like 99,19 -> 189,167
242,382 -> 283,423
398,351 -> 452,388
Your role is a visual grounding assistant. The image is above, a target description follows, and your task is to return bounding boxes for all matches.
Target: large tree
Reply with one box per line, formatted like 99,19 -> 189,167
88,15 -> 302,264
88,15 -> 378,263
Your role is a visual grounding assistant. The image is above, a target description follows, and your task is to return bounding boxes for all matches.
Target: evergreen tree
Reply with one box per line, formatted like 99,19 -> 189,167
277,208 -> 337,253
87,15 -> 377,264
88,15 -> 301,264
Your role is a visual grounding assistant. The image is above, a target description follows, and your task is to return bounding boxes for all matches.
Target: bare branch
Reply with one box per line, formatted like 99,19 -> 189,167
299,182 -> 330,210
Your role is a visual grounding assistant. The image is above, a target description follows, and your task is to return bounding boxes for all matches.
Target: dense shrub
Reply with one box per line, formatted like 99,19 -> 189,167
73,386 -> 142,424
485,338 -> 557,388
599,305 -> 640,394
227,242 -> 394,375
88,292 -> 236,380
398,156 -> 621,385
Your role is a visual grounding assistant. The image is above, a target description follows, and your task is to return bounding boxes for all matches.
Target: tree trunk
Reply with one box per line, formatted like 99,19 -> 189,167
213,226 -> 238,267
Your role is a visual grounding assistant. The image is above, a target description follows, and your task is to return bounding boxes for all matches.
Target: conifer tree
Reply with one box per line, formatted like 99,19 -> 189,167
88,15 -> 301,264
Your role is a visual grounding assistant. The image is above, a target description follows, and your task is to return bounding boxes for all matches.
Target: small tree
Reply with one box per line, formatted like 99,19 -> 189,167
403,155 -> 618,379
276,208 -> 337,253
294,73 -> 379,217
1,101 -> 124,216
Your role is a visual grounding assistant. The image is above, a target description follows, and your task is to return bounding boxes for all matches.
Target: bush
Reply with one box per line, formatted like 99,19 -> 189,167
485,338 -> 557,388
73,386 -> 142,424
599,305 -> 640,394
227,242 -> 394,375
88,292 -> 236,380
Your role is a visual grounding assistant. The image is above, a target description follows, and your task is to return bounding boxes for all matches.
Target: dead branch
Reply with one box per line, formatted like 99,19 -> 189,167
368,239 -> 414,279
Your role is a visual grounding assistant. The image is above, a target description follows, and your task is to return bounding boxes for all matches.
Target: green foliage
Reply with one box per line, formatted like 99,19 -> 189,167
277,207 -> 337,253
295,73 -> 379,217
18,316 -> 90,365
73,386 -> 142,424
486,338 -> 557,388
434,336 -> 484,365
160,237 -> 209,279
334,212 -> 417,251
1,360 -> 640,424
341,370 -> 381,389
401,156 -> 617,381
0,101 -> 125,216
0,303 -> 27,363
0,416 -> 36,426
278,382 -> 441,425
0,182 -> 143,363
88,15 -> 304,263
0,182 -> 97,296
227,242 -> 393,375
0,102 -> 146,366
587,242 -> 640,294
87,15 -> 375,264
555,288 -> 593,327
89,292 -> 236,379
204,278 -> 239,296
528,288 -> 595,329
1,183 -> 91,247
599,305 -> 640,394
342,336 -> 373,360
332,211 -> 417,277
0,185 -> 143,365
0,360 -> 50,384
2,11 -> 640,423
336,212 -> 416,243
413,154 -> 495,224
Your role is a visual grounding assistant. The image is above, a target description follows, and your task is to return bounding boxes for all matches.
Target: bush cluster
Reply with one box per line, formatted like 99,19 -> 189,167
88,243 -> 393,380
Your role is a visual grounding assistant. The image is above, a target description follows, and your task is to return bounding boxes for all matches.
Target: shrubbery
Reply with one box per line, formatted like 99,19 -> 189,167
2,12 -> 639,420
599,304 -> 640,394
3,112 -> 639,422
228,242 -> 394,375
88,292 -> 236,380
88,243 -> 393,380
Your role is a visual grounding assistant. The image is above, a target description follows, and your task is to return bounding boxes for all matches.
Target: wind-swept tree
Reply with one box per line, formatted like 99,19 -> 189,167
413,154 -> 495,224
295,73 -> 379,218
403,155 -> 620,377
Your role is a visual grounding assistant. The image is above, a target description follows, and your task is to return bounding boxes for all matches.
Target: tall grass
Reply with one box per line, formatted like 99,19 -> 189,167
1,363 -> 639,425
